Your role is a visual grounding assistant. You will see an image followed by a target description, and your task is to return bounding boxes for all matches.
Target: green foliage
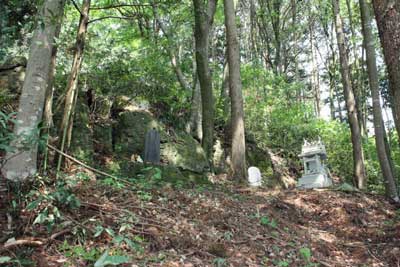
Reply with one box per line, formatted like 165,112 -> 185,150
94,250 -> 130,267
25,179 -> 80,231
59,241 -> 102,263
213,257 -> 227,267
260,216 -> 278,228
0,111 -> 17,154
0,257 -> 12,264
299,247 -> 312,262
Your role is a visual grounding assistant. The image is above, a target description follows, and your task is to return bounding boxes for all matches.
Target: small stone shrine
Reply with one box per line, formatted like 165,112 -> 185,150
144,128 -> 160,164
297,138 -> 332,188
248,166 -> 262,187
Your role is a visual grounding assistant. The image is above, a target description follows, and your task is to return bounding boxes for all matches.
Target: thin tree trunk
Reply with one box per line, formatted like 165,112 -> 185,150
221,58 -> 230,118
189,76 -> 203,141
224,0 -> 247,180
332,0 -> 367,189
193,0 -> 217,163
372,0 -> 400,145
291,0 -> 299,85
2,0 -> 65,181
153,6 -> 190,92
309,17 -> 321,117
57,0 -> 90,166
346,0 -> 366,136
328,65 -> 336,120
360,0 -> 398,201
43,25 -> 61,129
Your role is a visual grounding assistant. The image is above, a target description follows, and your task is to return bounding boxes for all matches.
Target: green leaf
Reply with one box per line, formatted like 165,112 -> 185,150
299,247 -> 312,261
94,225 -> 104,238
26,199 -> 42,213
94,250 -> 130,267
33,213 -> 47,224
0,256 -> 12,263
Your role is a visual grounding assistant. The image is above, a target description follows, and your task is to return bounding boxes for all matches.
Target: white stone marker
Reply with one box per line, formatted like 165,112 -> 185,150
248,166 -> 262,187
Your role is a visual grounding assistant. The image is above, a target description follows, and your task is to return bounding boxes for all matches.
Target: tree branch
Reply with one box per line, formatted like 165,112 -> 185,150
90,3 -> 153,10
88,15 -> 137,24
71,0 -> 82,15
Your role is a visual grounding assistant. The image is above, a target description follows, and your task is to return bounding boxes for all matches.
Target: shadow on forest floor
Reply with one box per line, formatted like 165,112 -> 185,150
1,175 -> 399,267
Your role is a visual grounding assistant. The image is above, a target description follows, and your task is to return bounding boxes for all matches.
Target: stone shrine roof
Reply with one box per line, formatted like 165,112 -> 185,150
299,139 -> 327,158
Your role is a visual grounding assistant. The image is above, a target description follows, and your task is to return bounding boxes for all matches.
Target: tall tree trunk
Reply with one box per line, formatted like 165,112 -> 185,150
192,0 -> 217,163
189,76 -> 203,141
332,0 -> 367,189
346,0 -> 366,136
57,0 -> 90,167
186,37 -> 203,141
372,0 -> 400,145
1,0 -> 65,181
224,0 -> 247,180
309,17 -> 321,117
43,20 -> 62,129
360,0 -> 398,201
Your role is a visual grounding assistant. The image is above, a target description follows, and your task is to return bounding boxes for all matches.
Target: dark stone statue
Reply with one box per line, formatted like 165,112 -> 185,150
144,128 -> 160,164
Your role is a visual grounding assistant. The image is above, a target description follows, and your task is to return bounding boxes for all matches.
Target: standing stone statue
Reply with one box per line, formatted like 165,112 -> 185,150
144,128 -> 160,164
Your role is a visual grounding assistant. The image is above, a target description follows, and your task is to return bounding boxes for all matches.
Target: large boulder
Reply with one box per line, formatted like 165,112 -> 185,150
70,96 -> 94,163
113,110 -> 209,173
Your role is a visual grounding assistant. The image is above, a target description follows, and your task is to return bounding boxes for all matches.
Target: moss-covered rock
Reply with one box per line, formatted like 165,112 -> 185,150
93,123 -> 113,154
246,143 -> 276,187
70,97 -> 94,163
113,110 -> 209,173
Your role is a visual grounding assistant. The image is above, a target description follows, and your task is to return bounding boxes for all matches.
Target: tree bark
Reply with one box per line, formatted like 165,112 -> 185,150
43,21 -> 62,130
57,0 -> 90,166
360,0 -> 398,201
224,0 -> 247,180
1,0 -> 65,181
332,0 -> 367,189
186,37 -> 203,141
372,0 -> 400,145
193,0 -> 217,163
309,17 -> 321,117
346,0 -> 366,136
153,6 -> 191,92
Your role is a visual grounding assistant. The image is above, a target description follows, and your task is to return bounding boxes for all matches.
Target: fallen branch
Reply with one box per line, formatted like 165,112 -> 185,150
47,144 -> 135,186
1,238 -> 45,251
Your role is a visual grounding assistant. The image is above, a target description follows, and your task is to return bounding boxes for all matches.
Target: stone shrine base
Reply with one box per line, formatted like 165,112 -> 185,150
297,173 -> 333,189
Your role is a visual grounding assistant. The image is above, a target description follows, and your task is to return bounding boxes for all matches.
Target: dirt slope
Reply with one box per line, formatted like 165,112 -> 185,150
1,180 -> 399,267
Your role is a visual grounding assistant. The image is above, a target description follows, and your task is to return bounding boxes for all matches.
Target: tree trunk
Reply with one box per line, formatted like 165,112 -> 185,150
332,0 -> 367,189
153,6 -> 191,92
360,0 -> 399,201
43,28 -> 61,129
372,0 -> 400,145
185,37 -> 203,141
57,0 -> 90,167
346,0 -> 366,136
309,17 -> 321,117
1,0 -> 65,181
224,0 -> 247,180
189,76 -> 203,141
192,0 -> 217,163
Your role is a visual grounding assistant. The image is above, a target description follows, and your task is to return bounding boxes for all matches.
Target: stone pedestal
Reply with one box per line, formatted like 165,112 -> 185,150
297,139 -> 332,189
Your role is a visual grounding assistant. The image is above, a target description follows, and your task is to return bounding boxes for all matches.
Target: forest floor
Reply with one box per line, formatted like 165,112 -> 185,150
1,174 -> 399,267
